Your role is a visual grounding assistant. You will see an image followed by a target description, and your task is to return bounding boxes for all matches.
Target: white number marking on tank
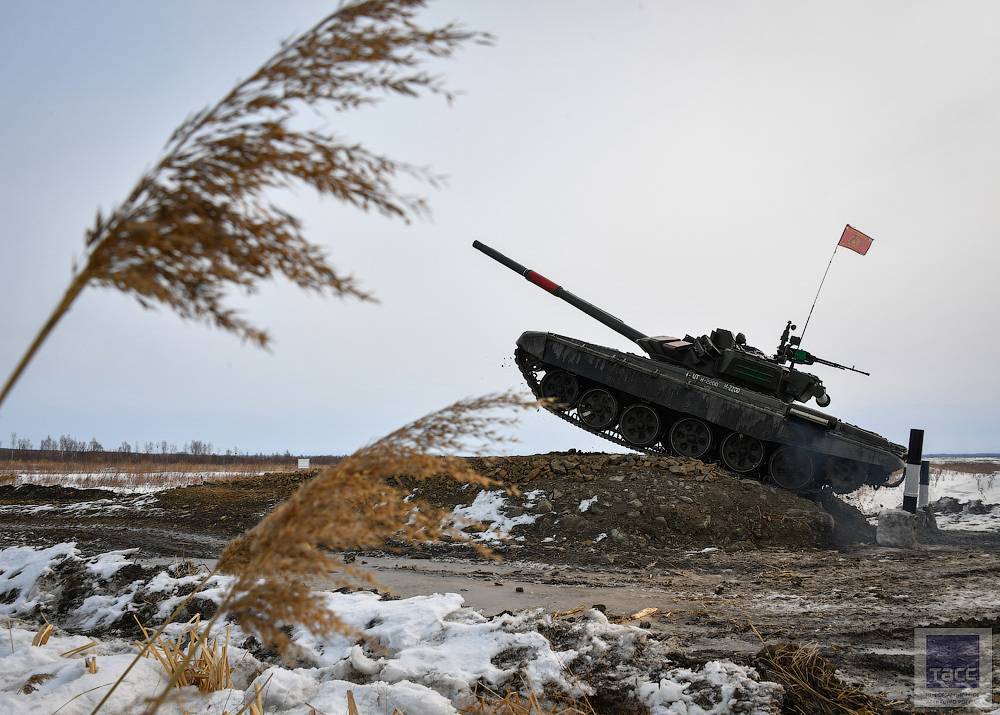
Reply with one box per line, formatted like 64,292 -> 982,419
685,371 -> 741,394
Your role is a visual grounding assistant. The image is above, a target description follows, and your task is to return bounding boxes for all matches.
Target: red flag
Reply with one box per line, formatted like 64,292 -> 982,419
838,225 -> 873,255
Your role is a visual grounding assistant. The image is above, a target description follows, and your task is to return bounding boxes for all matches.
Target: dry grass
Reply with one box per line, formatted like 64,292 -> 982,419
31,622 -> 54,647
931,459 -> 1000,475
462,687 -> 597,714
0,0 -> 490,409
133,614 -> 233,694
0,462 -> 272,491
755,642 -> 883,715
1,459 -> 276,475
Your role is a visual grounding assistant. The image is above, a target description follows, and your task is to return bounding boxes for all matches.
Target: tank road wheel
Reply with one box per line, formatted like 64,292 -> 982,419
618,404 -> 661,447
540,370 -> 579,408
825,458 -> 868,494
768,447 -> 815,491
719,433 -> 765,473
577,388 -> 619,431
667,417 -> 713,459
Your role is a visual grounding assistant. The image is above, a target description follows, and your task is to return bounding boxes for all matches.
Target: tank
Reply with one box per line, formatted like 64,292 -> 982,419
473,240 -> 905,494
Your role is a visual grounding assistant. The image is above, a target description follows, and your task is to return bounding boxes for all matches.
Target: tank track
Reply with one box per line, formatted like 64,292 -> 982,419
516,348 -> 696,459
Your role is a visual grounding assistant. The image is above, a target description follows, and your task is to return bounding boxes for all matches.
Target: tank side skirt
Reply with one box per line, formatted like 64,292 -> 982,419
531,332 -> 902,472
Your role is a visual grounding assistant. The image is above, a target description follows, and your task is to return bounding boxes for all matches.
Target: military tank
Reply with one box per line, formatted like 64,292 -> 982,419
473,240 -> 905,494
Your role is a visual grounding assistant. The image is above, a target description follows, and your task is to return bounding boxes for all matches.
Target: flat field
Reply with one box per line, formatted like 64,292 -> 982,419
2,454 -> 998,712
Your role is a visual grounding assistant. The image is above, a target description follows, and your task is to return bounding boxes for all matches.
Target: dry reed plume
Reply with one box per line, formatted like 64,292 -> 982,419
0,0 -> 490,409
217,392 -> 532,651
93,392 -> 533,714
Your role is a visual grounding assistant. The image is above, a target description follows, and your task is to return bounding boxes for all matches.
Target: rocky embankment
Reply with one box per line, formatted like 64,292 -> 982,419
405,452 -> 871,566
0,453 -> 877,563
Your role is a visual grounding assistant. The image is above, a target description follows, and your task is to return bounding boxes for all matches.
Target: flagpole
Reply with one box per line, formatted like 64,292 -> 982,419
800,244 -> 839,343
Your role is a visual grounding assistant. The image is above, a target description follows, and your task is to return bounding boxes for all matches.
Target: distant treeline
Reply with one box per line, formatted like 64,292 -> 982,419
925,453 -> 1000,459
0,447 -> 343,466
7,433 -> 252,456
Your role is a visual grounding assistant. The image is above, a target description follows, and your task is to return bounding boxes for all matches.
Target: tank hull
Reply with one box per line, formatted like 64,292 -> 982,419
517,331 -> 905,491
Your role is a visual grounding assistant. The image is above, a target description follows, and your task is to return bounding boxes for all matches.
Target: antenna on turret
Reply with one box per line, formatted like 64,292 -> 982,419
800,225 -> 875,343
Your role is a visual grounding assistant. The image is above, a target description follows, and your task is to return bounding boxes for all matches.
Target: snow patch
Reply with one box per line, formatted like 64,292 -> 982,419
12,470 -> 262,493
86,549 -> 138,580
0,493 -> 160,517
0,543 -> 784,713
451,490 -> 537,542
578,496 -> 598,512
0,542 -> 77,615
639,660 -> 781,714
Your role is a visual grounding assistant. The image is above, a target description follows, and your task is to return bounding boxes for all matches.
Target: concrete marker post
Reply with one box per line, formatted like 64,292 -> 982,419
902,428 -> 924,514
918,459 -> 930,509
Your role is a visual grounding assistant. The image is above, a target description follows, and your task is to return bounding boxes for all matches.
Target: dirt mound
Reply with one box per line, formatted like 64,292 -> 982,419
0,483 -> 117,502
400,452 -> 840,566
154,470 -> 312,534
0,457 -> 872,563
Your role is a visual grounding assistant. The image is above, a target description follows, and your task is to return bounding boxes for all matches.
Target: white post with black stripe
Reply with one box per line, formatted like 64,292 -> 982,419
918,460 -> 930,509
902,429 -> 924,514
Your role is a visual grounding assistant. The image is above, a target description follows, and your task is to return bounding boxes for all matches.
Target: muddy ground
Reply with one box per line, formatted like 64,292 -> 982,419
2,452 -> 999,710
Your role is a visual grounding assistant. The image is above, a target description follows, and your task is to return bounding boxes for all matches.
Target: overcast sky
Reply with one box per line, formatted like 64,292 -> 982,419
1,0 -> 998,455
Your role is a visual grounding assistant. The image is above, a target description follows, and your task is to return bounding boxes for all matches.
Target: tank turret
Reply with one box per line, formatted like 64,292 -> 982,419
473,240 -> 842,407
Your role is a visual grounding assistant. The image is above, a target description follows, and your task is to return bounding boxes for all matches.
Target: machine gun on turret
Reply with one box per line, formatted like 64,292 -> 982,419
774,320 -> 870,378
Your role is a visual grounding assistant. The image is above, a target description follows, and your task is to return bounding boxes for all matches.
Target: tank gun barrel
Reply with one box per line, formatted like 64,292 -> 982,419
472,241 -> 648,344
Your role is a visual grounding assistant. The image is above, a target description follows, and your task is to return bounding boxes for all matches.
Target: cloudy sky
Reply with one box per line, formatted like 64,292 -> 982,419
1,0 -> 998,455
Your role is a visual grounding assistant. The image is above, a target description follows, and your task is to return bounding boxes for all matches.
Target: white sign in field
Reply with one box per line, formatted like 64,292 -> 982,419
297,458 -> 310,469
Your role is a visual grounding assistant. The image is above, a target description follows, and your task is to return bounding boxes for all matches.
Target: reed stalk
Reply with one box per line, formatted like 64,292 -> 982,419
0,0 -> 489,411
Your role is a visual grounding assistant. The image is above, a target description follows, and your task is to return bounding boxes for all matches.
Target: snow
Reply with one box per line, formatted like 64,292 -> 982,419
845,463 -> 1000,532
0,542 -> 784,714
0,626 -> 185,715
578,496 -> 598,512
86,549 -> 138,580
933,507 -> 1000,532
451,489 -> 537,542
71,586 -> 143,631
11,470 -> 262,494
0,542 -> 234,629
302,679 -> 454,714
0,493 -> 160,516
0,542 -> 77,615
287,590 -> 580,699
639,660 -> 781,714
594,532 -> 607,542
523,489 -> 545,506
